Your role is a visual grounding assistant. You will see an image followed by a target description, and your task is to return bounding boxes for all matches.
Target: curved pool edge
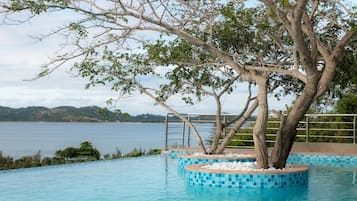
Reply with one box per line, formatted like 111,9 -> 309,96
185,164 -> 309,189
169,148 -> 357,167
288,153 -> 357,167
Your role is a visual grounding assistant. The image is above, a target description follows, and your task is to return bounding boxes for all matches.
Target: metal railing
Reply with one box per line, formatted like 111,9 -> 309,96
164,113 -> 357,150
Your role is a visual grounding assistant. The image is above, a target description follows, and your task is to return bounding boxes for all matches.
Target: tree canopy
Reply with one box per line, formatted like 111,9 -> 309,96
334,93 -> 357,114
55,141 -> 100,160
1,0 -> 355,168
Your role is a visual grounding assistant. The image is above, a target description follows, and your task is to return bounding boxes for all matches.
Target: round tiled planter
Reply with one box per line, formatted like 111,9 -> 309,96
178,154 -> 256,168
185,164 -> 309,189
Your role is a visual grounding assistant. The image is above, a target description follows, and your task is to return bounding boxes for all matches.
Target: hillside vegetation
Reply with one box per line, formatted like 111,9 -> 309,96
0,106 -> 166,122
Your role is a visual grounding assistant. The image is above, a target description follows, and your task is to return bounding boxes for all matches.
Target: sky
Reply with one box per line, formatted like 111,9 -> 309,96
0,4 -> 294,115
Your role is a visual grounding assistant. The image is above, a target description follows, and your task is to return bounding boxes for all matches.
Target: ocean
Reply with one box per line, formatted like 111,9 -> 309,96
0,122 -> 213,158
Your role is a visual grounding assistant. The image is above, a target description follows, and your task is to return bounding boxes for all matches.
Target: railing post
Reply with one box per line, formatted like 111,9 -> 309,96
182,120 -> 186,148
305,115 -> 309,143
353,115 -> 356,144
165,113 -> 169,150
187,116 -> 191,148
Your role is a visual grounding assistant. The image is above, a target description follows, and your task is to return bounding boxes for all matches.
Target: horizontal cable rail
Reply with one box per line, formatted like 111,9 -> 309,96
164,113 -> 357,150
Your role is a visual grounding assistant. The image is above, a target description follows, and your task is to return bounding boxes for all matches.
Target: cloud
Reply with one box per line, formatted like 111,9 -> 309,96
0,9 -> 294,115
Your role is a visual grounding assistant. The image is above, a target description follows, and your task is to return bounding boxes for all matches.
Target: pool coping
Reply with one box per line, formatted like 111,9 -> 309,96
169,147 -> 357,157
178,153 -> 256,160
186,164 -> 309,175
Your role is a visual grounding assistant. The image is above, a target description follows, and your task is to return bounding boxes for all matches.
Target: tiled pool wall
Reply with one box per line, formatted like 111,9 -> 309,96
170,150 -> 196,159
170,150 -> 357,167
171,150 -> 357,189
178,157 -> 256,169
186,169 -> 309,189
287,153 -> 357,167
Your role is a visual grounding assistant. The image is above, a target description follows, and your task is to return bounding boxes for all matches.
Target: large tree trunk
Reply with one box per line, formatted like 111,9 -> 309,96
253,78 -> 269,169
270,79 -> 318,168
269,121 -> 297,168
209,123 -> 222,155
209,96 -> 223,154
268,111 -> 286,165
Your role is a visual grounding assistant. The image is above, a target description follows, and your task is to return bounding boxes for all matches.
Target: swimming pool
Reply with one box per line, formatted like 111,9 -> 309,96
0,155 -> 356,201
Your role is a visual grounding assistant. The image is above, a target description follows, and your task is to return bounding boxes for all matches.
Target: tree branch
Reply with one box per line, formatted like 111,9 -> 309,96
309,0 -> 319,20
316,31 -> 357,98
245,65 -> 307,83
216,99 -> 258,154
136,80 -> 208,153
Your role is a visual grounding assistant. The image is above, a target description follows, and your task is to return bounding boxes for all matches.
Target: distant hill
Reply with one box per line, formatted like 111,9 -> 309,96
0,106 -> 165,122
0,106 -> 118,122
0,106 -> 173,122
0,106 -> 253,122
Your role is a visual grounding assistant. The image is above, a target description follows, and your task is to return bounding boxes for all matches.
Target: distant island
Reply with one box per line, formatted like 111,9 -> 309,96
0,106 -> 253,122
0,106 -> 167,122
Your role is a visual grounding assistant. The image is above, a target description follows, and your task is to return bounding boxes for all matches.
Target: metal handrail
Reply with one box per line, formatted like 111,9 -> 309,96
164,113 -> 357,150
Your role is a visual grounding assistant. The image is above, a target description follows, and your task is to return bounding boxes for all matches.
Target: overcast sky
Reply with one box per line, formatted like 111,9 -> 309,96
0,7 -> 294,115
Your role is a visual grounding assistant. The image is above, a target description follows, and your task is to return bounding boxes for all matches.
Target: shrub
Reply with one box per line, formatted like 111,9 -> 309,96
146,149 -> 161,155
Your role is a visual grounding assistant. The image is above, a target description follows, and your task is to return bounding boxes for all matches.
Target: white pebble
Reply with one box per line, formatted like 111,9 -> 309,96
202,162 -> 289,171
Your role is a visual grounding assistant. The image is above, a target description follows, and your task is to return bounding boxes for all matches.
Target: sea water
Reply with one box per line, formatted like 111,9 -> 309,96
0,155 -> 356,201
0,122 -> 213,158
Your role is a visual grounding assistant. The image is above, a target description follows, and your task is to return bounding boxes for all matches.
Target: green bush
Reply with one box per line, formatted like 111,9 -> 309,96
0,151 -> 14,170
123,148 -> 145,158
146,149 -> 161,155
111,148 -> 122,159
0,143 -> 163,171
55,141 -> 101,161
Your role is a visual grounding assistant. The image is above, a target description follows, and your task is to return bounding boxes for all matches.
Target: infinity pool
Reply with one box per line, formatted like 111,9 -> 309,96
0,155 -> 356,201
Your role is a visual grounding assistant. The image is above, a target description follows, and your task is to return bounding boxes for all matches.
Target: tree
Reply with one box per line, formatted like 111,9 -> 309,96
334,93 -> 357,114
1,0 -> 355,169
61,147 -> 78,160
265,0 -> 356,168
2,0 -> 260,155
78,141 -> 100,160
323,23 -> 357,102
98,107 -> 110,121
54,141 -> 101,161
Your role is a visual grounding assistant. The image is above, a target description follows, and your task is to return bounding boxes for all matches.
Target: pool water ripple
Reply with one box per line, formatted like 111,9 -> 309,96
0,155 -> 356,201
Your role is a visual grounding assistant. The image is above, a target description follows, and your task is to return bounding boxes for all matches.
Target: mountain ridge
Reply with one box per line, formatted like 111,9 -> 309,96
0,106 -> 166,122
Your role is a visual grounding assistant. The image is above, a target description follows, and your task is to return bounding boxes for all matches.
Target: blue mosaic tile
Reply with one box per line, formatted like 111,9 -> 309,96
185,169 -> 308,189
173,150 -> 357,167
287,154 -> 357,167
169,150 -> 196,159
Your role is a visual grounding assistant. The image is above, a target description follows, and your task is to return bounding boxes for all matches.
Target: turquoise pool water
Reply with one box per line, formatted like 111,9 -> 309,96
0,155 -> 356,201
